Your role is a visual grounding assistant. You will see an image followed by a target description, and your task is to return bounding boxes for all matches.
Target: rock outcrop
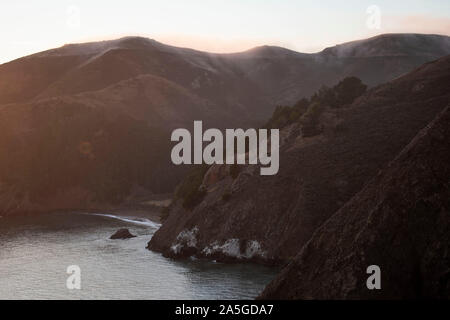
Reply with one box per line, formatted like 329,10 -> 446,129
110,228 -> 136,240
148,55 -> 450,265
260,105 -> 450,299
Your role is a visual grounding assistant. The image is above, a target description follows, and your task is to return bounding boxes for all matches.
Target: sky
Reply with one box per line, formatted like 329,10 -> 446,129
1,0 -> 449,64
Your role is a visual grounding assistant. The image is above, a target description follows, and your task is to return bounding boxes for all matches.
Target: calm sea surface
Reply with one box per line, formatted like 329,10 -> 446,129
0,212 -> 277,299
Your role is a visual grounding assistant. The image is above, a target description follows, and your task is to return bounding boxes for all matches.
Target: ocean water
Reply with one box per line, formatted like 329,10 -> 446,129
0,212 -> 277,300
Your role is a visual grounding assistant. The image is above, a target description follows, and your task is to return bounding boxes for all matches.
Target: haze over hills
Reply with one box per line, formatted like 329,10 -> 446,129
321,33 -> 450,57
1,33 -> 450,116
0,33 -> 449,216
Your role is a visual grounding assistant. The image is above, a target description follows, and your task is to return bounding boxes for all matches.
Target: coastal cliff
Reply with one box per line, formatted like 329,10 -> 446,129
148,56 -> 450,265
260,105 -> 450,299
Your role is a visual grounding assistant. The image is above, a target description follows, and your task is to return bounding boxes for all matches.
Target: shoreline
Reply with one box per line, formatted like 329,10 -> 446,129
1,193 -> 172,225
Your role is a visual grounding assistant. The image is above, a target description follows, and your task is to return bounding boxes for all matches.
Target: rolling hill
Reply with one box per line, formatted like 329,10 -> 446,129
0,33 -> 449,216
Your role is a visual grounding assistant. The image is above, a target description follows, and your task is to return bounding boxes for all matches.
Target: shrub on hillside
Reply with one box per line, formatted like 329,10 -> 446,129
300,102 -> 325,137
331,77 -> 367,107
182,188 -> 206,210
175,164 -> 209,210
264,98 -> 310,129
264,77 -> 367,135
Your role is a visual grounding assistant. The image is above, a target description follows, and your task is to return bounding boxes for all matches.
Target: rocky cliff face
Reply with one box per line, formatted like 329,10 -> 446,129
148,56 -> 450,265
260,105 -> 450,299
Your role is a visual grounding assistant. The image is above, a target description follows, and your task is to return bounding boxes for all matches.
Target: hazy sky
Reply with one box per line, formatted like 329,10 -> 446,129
1,0 -> 449,64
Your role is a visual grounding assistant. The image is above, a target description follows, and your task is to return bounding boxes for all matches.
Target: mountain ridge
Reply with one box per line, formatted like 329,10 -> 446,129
1,33 -> 449,111
5,33 -> 449,64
